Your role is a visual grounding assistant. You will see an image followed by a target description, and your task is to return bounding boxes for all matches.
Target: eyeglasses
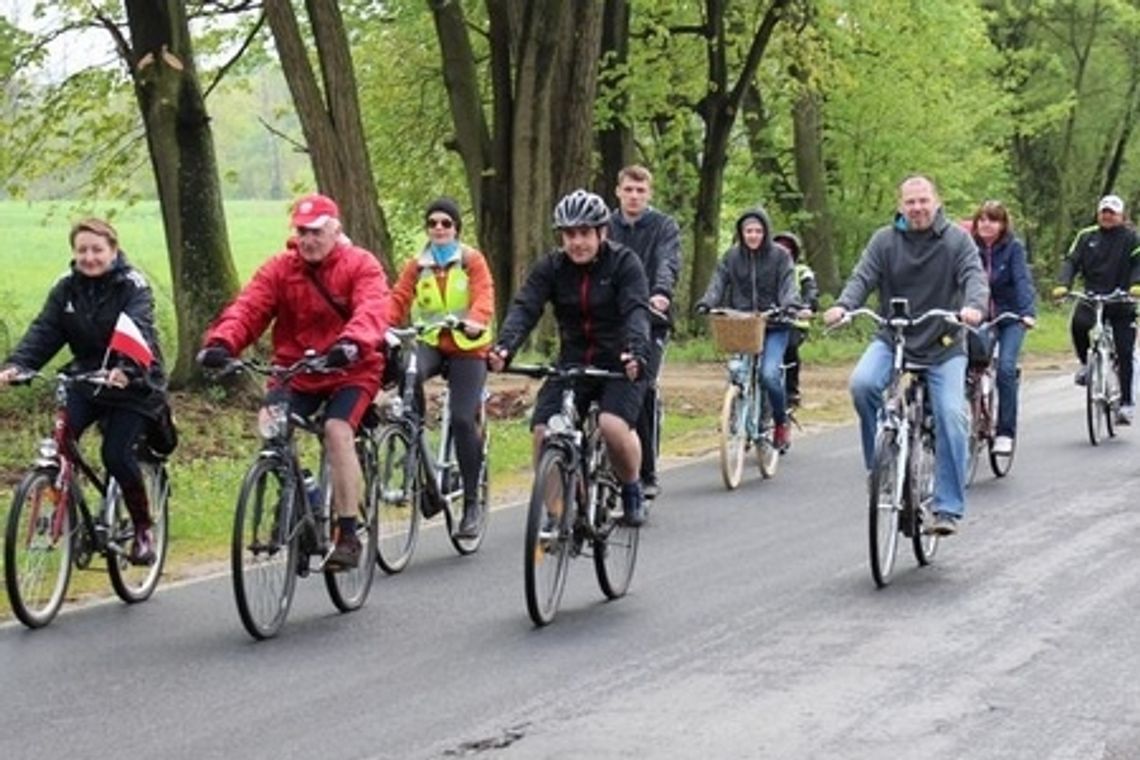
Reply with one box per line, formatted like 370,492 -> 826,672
426,217 -> 454,230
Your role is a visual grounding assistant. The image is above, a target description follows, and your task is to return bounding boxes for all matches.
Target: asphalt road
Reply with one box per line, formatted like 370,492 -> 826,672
3,371 -> 1140,760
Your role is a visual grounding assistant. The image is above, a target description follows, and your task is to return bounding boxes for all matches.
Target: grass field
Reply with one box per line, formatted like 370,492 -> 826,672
0,199 -> 1077,617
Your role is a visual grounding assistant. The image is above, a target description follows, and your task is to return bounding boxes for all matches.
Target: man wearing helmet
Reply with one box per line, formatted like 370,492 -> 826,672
489,189 -> 652,526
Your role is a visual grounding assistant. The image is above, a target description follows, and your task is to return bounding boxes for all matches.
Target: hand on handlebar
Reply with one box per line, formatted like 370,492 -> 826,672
325,340 -> 359,369
823,305 -> 847,327
959,306 -> 984,327
620,352 -> 641,381
487,345 -> 509,373
197,344 -> 233,370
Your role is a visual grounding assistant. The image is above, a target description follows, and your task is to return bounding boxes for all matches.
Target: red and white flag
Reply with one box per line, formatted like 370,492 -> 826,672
109,312 -> 154,368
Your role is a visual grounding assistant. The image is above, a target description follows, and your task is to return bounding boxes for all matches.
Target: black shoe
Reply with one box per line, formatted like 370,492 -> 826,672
128,526 -> 156,566
455,500 -> 483,540
620,485 -> 645,527
326,532 -> 362,571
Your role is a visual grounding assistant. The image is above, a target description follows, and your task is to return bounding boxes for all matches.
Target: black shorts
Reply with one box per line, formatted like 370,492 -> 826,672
265,385 -> 373,430
531,375 -> 646,430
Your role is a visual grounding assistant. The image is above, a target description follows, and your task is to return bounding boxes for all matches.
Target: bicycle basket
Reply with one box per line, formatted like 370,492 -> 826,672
709,312 -> 767,354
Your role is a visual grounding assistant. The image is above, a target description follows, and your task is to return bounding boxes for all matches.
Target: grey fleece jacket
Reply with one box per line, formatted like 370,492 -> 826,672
836,208 -> 989,364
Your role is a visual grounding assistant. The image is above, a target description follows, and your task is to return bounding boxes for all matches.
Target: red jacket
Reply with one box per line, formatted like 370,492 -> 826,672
205,238 -> 390,395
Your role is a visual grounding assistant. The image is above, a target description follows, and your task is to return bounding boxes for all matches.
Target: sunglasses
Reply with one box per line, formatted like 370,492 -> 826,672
426,217 -> 454,230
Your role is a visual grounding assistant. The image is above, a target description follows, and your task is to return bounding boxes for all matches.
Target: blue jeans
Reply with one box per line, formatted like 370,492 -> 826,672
761,329 -> 790,425
991,322 -> 1025,437
849,340 -> 969,518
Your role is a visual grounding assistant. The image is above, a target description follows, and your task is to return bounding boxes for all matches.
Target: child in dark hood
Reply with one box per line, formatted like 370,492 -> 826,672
773,232 -> 820,407
696,206 -> 799,449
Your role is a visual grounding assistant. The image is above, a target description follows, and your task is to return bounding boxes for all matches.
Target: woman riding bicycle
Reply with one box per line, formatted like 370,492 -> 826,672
968,200 -> 1036,454
0,218 -> 169,565
695,206 -> 799,450
387,197 -> 494,540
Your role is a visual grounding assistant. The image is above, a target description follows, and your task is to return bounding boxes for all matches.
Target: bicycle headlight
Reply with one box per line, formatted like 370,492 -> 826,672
257,402 -> 289,440
380,393 -> 404,422
546,413 -> 572,436
36,437 -> 58,461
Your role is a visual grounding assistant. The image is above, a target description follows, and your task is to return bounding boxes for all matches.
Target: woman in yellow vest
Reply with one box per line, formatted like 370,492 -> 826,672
388,198 -> 495,539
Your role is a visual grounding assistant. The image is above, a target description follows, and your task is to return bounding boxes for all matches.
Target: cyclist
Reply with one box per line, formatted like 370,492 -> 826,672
488,189 -> 651,526
387,197 -> 494,539
0,218 -> 169,565
823,175 -> 987,536
969,200 -> 1036,453
1052,193 -> 1140,425
197,193 -> 390,569
607,164 -> 681,499
772,231 -> 820,408
695,206 -> 799,450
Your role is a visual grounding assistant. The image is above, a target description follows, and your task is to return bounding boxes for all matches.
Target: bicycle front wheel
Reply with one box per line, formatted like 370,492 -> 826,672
593,477 -> 639,599
965,384 -> 982,487
909,429 -> 939,565
719,384 -> 747,489
232,457 -> 298,640
107,463 -> 170,604
868,430 -> 902,588
1087,352 -> 1108,445
374,425 -> 421,574
325,437 -> 380,612
524,448 -> 574,626
4,468 -> 72,629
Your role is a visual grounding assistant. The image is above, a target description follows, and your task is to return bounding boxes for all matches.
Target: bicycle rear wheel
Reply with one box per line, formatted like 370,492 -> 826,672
719,384 -> 747,489
232,457 -> 298,640
909,428 -> 939,565
524,448 -> 574,626
448,425 -> 490,556
374,425 -> 421,574
107,463 -> 170,604
1087,352 -> 1108,445
593,474 -> 639,600
4,468 -> 72,629
868,430 -> 902,588
325,437 -> 380,612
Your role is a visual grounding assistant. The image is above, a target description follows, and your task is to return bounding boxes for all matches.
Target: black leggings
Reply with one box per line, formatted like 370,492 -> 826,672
66,395 -> 151,529
415,346 -> 486,505
1072,304 -> 1136,405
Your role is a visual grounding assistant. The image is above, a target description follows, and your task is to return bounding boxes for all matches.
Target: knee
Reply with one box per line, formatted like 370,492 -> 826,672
450,409 -> 477,437
323,419 -> 355,454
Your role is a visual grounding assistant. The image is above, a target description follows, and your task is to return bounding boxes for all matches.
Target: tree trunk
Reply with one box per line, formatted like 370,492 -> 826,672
596,0 -> 632,197
123,0 -> 240,388
791,87 -> 838,294
264,0 -> 394,274
741,81 -> 797,217
551,1 -> 604,194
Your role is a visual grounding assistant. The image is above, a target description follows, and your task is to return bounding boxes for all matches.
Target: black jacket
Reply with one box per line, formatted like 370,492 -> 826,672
607,207 -> 682,309
5,254 -> 167,417
1058,223 -> 1140,294
497,239 -> 650,371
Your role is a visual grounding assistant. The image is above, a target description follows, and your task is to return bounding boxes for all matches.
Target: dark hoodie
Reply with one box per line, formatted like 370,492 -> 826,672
696,206 -> 798,325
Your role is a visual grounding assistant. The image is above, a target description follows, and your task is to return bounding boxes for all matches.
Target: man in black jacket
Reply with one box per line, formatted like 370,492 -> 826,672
607,164 -> 681,498
490,189 -> 651,526
1053,193 -> 1140,425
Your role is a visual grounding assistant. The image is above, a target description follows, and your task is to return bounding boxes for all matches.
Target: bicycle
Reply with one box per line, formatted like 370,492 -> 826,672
834,300 -> 959,588
217,353 -> 379,640
372,319 -> 490,574
505,364 -> 640,627
1066,290 -> 1133,446
964,312 -> 1022,484
3,371 -> 170,629
707,307 -> 791,490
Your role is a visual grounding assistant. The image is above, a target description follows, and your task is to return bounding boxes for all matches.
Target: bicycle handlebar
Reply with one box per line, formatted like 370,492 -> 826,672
706,306 -> 797,324
386,315 -> 487,347
833,306 -> 960,330
1065,289 -> 1135,306
210,352 -> 336,382
503,364 -> 628,381
5,369 -> 119,388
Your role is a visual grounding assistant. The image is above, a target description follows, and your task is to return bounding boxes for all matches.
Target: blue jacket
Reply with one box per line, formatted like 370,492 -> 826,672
977,233 -> 1035,318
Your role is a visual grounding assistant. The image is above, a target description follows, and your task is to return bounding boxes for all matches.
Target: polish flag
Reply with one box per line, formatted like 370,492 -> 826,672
109,313 -> 154,368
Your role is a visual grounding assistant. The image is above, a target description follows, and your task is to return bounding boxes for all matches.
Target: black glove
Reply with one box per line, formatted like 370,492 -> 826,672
325,340 -> 359,369
694,303 -> 710,315
197,344 -> 232,369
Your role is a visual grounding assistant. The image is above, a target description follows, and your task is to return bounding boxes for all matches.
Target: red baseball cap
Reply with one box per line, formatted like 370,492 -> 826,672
291,193 -> 340,229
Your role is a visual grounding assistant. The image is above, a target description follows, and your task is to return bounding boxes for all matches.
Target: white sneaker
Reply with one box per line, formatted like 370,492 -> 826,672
992,435 -> 1014,455
1116,405 -> 1135,426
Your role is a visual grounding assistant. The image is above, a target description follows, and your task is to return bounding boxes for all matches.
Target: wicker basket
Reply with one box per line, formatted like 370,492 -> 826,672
708,311 -> 767,353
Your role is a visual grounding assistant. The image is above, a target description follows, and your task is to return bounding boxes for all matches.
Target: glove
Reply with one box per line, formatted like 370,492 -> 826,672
196,344 -> 232,369
325,340 -> 359,368
1129,285 -> 1140,298
694,303 -> 710,315
1051,285 -> 1069,299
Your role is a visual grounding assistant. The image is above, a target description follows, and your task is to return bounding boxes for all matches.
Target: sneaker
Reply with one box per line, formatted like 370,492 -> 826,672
455,500 -> 483,540
642,478 -> 660,501
992,435 -> 1014,455
129,526 -> 156,566
1074,367 -> 1088,386
620,484 -> 645,527
326,532 -> 362,570
928,512 -> 959,536
1116,405 -> 1135,426
773,422 -> 792,451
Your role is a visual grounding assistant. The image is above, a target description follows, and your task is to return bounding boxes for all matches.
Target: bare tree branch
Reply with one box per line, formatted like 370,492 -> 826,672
258,116 -> 309,154
202,11 -> 267,99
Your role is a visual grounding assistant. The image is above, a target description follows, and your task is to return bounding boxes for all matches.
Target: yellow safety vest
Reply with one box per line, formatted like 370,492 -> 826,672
793,262 -> 815,330
410,249 -> 492,351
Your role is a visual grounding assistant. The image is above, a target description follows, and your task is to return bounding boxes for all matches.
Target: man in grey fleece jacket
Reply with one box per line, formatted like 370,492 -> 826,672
824,175 -> 989,535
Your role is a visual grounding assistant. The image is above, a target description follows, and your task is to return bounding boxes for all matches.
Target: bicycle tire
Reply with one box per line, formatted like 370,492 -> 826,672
374,425 -> 421,574
232,456 -> 298,640
524,447 -> 574,626
593,468 -> 639,600
107,463 -> 170,604
1086,351 -> 1107,445
964,383 -> 982,487
1105,348 -> 1120,439
868,430 -> 901,588
988,376 -> 1015,477
719,384 -> 746,490
4,468 -> 73,629
324,437 -> 380,612
756,404 -> 779,478
448,424 -> 490,556
909,426 -> 939,565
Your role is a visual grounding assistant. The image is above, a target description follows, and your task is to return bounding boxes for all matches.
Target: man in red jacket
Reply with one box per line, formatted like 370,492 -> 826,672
199,193 -> 390,569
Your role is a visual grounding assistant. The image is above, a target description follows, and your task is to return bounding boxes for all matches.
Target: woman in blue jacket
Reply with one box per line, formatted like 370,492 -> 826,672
970,200 -> 1036,454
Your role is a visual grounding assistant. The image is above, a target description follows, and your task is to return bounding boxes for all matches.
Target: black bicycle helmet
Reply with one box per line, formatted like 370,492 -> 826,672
773,231 -> 802,261
552,189 -> 610,230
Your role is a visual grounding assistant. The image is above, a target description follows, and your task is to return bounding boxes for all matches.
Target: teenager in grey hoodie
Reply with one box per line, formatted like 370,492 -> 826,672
824,175 -> 988,536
